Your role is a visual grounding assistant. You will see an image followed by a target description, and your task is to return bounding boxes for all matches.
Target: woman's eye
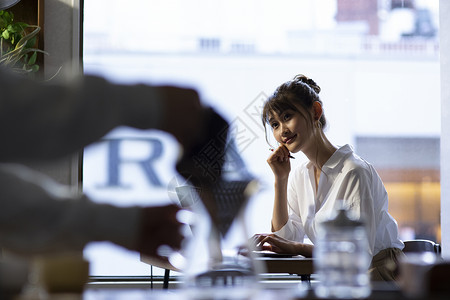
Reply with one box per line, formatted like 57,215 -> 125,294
283,113 -> 291,120
271,122 -> 278,129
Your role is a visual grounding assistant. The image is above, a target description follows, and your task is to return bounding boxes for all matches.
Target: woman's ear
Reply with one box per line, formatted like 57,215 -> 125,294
312,101 -> 323,120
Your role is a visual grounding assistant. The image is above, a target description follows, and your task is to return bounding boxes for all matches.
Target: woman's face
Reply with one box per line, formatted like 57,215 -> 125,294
268,106 -> 314,154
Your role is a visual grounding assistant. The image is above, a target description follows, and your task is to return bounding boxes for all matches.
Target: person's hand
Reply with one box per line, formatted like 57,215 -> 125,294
251,233 -> 300,255
267,145 -> 291,180
158,86 -> 204,152
135,204 -> 183,260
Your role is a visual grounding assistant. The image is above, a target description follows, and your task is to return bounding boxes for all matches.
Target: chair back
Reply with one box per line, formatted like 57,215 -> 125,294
403,239 -> 441,257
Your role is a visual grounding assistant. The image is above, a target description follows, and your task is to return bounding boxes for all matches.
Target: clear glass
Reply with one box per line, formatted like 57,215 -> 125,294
314,213 -> 371,299
170,130 -> 262,299
175,183 -> 262,300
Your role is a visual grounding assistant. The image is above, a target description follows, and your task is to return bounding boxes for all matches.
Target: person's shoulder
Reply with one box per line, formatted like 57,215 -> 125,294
340,145 -> 373,175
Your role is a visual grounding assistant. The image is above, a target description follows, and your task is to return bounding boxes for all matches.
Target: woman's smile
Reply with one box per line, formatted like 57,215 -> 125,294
283,134 -> 297,144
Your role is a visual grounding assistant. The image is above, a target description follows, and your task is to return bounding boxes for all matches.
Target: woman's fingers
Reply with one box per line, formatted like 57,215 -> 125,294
252,234 -> 275,247
268,145 -> 291,163
251,234 -> 294,254
256,235 -> 279,252
249,234 -> 264,249
267,146 -> 292,179
279,145 -> 290,159
250,233 -> 274,249
258,234 -> 292,253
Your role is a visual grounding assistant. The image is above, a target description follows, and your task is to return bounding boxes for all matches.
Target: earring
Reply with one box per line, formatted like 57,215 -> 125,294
316,121 -> 322,129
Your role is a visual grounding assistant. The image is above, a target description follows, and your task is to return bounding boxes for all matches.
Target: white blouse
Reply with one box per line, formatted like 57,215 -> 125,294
275,144 -> 404,257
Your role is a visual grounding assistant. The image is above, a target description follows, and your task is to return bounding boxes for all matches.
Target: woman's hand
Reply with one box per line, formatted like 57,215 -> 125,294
251,233 -> 297,254
250,233 -> 313,257
267,145 -> 291,180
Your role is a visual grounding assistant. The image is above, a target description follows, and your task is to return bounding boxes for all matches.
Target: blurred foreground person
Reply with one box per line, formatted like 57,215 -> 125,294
0,65 -> 207,260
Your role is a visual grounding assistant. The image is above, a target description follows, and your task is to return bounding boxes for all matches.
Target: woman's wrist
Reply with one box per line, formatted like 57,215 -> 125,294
292,242 -> 303,254
293,243 -> 314,257
274,177 -> 288,188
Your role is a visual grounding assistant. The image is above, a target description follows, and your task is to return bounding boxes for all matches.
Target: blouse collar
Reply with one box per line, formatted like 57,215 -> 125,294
306,144 -> 354,175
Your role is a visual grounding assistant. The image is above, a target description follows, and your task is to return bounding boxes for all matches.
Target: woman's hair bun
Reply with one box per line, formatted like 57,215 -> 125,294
292,74 -> 321,94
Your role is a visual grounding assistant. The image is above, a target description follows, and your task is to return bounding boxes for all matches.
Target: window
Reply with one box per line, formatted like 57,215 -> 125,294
83,0 -> 440,275
356,136 -> 440,241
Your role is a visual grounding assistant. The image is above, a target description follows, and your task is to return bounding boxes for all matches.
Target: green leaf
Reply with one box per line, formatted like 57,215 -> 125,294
28,51 -> 37,65
26,36 -> 36,48
0,16 -> 6,28
16,22 -> 28,29
1,11 -> 13,24
0,20 -> 44,78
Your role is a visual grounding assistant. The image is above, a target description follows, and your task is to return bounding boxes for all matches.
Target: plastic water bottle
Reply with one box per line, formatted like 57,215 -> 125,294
314,208 -> 371,299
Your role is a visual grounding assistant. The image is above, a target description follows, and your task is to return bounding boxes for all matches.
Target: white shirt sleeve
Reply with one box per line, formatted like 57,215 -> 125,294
0,164 -> 141,254
273,169 -> 306,243
334,168 -> 377,257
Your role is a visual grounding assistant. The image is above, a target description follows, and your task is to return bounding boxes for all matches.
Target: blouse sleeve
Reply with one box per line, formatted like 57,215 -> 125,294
273,170 -> 306,243
335,168 -> 377,257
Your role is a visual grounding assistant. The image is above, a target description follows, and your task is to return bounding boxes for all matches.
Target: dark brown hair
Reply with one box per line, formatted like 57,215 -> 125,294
262,74 -> 326,132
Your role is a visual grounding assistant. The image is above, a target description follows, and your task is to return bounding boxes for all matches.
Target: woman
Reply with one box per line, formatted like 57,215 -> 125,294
254,74 -> 404,281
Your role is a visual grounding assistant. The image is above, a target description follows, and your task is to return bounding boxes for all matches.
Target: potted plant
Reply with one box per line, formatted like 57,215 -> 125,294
0,9 -> 45,76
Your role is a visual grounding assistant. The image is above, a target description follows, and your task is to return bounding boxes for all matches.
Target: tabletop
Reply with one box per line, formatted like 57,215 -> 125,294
141,254 -> 314,276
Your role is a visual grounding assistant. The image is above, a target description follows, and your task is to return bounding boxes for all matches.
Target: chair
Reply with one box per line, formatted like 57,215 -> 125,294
402,239 -> 442,257
400,239 -> 444,297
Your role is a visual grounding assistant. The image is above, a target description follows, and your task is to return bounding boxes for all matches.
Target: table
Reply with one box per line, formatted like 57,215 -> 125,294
141,254 -> 315,288
255,256 -> 314,282
140,255 -> 179,289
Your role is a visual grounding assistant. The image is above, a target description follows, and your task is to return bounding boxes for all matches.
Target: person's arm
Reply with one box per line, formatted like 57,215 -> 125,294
0,68 -> 203,162
0,164 -> 182,257
272,177 -> 289,231
267,145 -> 291,232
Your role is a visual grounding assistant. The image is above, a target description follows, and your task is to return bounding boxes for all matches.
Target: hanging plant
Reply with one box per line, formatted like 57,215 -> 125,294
0,10 -> 46,75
